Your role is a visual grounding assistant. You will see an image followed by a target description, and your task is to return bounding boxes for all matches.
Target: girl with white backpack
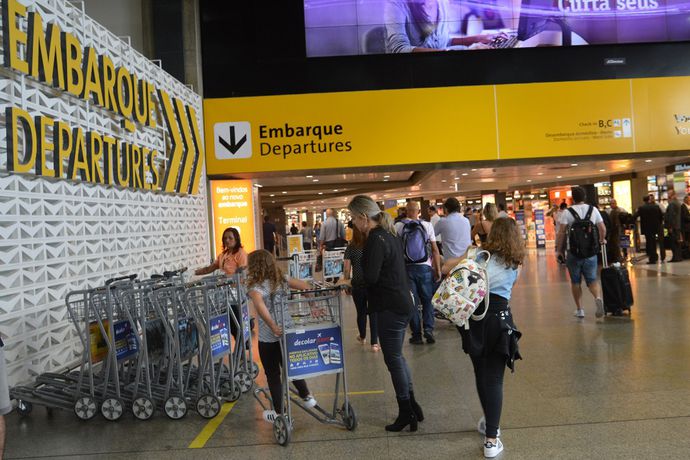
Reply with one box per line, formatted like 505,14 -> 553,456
441,218 -> 524,458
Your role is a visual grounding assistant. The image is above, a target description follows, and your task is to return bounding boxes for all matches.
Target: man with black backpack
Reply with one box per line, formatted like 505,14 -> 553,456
556,187 -> 607,319
395,201 -> 442,344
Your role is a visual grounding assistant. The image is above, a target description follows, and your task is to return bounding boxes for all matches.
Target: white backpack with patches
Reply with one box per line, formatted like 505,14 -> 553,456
432,249 -> 490,329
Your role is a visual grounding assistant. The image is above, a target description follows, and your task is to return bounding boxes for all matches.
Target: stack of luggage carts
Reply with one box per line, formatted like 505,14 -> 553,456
10,268 -> 258,421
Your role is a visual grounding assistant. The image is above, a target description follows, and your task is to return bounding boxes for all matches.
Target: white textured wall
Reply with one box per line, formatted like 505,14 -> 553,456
0,0 -> 209,386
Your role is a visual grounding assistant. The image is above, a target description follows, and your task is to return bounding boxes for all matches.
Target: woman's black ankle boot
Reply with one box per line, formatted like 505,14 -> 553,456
385,397 -> 418,432
409,390 -> 424,422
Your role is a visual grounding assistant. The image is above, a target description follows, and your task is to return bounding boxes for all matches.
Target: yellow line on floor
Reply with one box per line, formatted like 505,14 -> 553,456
188,401 -> 236,449
313,390 -> 384,397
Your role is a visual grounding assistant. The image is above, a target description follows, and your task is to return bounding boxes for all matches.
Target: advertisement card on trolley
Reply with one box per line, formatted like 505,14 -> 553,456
285,324 -> 344,380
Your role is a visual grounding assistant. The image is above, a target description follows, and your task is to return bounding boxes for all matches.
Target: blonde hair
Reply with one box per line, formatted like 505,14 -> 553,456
347,195 -> 395,235
247,249 -> 284,293
483,203 -> 498,222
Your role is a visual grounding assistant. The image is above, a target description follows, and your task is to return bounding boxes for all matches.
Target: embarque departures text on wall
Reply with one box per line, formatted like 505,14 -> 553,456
1,0 -> 204,194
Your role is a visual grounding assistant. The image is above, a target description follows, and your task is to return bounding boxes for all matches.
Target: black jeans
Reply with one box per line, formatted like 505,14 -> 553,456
377,309 -> 413,400
258,341 -> 310,413
644,231 -> 664,262
352,287 -> 378,344
471,352 -> 506,439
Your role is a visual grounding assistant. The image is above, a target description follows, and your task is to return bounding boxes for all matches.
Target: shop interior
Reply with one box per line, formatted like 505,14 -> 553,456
235,154 -> 690,254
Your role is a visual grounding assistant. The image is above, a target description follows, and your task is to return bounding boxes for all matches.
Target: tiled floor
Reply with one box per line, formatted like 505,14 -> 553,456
5,251 -> 690,459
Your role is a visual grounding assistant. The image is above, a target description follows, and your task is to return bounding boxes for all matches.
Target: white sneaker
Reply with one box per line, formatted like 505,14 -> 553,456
573,308 -> 585,318
262,409 -> 277,423
595,298 -> 604,318
302,395 -> 317,408
477,416 -> 501,437
484,438 -> 504,458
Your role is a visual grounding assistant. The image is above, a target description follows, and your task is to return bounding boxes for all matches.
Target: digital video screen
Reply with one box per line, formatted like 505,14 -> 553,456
304,0 -> 690,57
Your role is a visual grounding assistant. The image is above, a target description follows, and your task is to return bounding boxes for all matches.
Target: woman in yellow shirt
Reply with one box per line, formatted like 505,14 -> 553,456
195,227 -> 248,276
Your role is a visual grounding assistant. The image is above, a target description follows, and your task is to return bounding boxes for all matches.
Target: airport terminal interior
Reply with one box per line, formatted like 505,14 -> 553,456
3,0 -> 690,459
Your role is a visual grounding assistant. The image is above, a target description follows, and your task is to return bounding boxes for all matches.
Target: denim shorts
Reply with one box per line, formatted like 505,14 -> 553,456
566,254 -> 598,285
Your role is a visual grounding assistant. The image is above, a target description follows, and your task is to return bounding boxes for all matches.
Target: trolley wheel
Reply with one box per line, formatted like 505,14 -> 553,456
221,381 -> 241,402
196,394 -> 222,419
74,396 -> 98,421
251,361 -> 260,379
16,400 -> 33,416
101,397 -> 125,421
164,396 -> 188,420
273,415 -> 292,446
234,371 -> 253,393
341,403 -> 357,431
132,396 -> 155,421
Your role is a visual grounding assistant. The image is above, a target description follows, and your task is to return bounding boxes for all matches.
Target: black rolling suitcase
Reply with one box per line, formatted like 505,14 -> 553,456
600,245 -> 633,316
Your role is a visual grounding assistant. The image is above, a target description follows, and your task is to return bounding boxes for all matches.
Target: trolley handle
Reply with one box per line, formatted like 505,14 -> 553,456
105,274 -> 137,285
151,267 -> 188,280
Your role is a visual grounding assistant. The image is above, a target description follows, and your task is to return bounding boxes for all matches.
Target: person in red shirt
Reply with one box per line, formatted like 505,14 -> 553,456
196,227 -> 248,276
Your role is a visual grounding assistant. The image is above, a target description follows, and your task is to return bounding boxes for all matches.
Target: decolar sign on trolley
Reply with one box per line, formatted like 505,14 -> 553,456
1,0 -> 204,194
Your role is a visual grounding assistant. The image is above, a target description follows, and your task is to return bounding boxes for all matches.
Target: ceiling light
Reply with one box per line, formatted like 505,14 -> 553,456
571,163 -> 578,166
557,176 -> 563,179
462,173 -> 469,176
454,177 -> 460,180
282,191 -> 287,194
471,169 -> 477,171
270,194 -> 275,197
384,175 -> 390,179
312,179 -> 319,182
441,179 -> 447,183
526,179 -> 532,183
254,183 -> 263,188
599,169 -> 605,172
645,159 -> 653,163
383,179 -> 389,182
333,189 -> 339,192
318,192 -> 323,195
306,175 -> 313,178
537,172 -> 544,175
271,201 -> 275,203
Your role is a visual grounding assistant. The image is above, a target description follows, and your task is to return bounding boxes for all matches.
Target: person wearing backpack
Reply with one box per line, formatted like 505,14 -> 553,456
440,217 -> 525,458
395,201 -> 442,344
556,186 -> 607,319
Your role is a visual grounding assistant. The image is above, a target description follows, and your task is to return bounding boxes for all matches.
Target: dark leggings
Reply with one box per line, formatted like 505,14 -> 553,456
377,309 -> 413,400
352,287 -> 378,345
471,352 -> 506,439
258,341 -> 310,413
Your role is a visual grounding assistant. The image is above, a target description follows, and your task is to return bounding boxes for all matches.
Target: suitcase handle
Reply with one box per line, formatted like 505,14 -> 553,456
601,242 -> 608,269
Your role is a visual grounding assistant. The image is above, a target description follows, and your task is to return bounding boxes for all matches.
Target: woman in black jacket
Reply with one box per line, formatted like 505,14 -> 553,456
343,195 -> 422,432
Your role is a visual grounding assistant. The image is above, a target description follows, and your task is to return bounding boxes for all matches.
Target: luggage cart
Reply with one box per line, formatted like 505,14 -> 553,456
9,275 -> 138,421
254,285 -> 356,446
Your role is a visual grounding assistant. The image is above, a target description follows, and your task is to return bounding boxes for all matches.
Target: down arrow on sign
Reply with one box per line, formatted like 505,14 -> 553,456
218,126 -> 247,154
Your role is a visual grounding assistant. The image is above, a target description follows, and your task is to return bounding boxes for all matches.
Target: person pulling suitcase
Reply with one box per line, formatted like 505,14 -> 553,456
600,244 -> 634,316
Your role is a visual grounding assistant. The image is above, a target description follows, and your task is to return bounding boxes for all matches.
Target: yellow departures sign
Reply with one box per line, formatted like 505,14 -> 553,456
1,0 -> 204,194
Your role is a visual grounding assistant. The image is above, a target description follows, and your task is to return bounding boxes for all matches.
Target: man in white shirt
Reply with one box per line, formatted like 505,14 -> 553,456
434,197 -> 472,260
496,203 -> 510,219
429,205 -> 442,254
556,187 -> 607,319
395,201 -> 441,344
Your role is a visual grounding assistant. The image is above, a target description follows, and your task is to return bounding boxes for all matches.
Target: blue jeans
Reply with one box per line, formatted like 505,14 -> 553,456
377,309 -> 414,400
406,264 -> 435,337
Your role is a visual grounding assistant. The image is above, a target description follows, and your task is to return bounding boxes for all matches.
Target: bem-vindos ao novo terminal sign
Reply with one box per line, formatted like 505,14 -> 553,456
1,0 -> 204,194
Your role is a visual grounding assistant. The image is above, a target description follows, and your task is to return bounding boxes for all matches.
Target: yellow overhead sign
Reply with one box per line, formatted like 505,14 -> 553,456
204,76 -> 690,175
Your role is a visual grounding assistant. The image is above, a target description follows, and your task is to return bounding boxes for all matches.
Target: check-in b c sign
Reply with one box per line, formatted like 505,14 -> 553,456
214,122 -> 252,159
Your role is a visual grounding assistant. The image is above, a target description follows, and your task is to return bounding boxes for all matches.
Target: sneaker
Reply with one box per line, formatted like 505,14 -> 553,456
595,298 -> 604,318
573,309 -> 585,318
371,344 -> 380,352
263,409 -> 277,423
484,438 -> 504,458
409,336 -> 424,345
302,395 -> 317,408
423,332 -> 436,344
356,335 -> 366,345
477,416 -> 501,437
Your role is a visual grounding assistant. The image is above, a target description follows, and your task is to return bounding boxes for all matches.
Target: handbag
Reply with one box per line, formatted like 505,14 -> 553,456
432,249 -> 490,329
